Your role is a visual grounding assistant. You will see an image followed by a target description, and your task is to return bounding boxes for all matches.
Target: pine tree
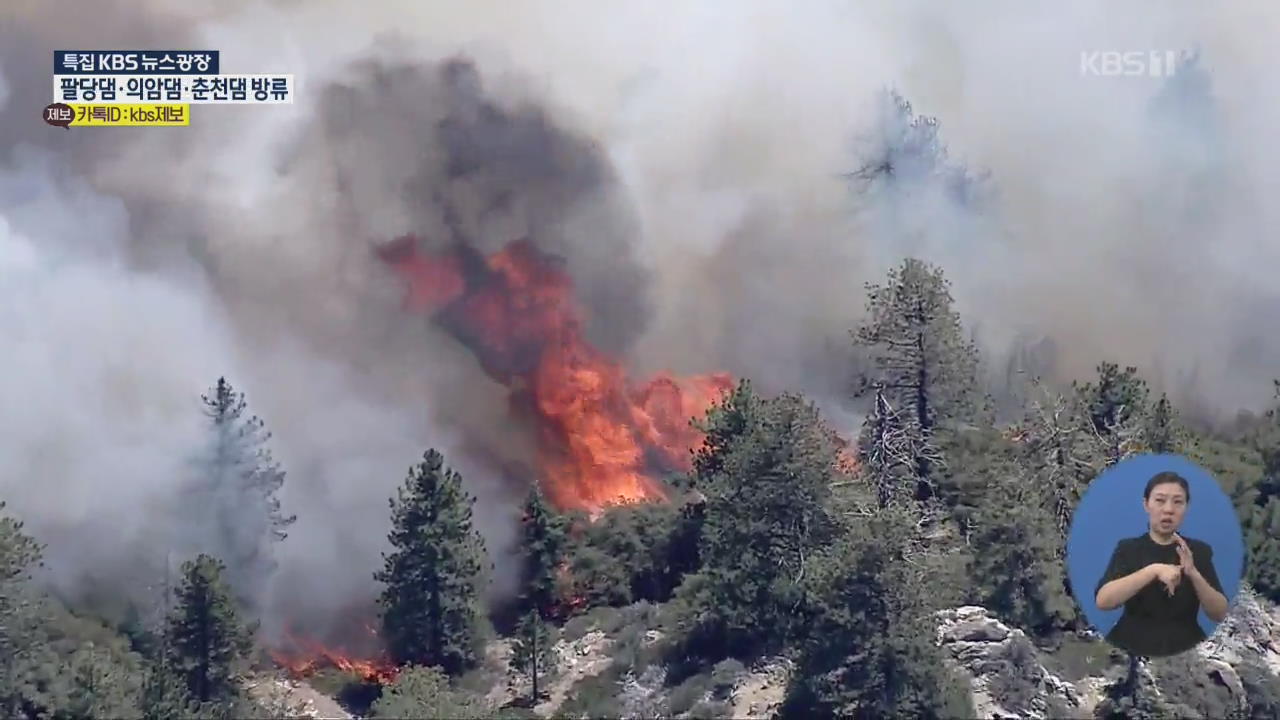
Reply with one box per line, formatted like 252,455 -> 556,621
1012,378 -> 1098,542
848,90 -> 987,207
61,643 -> 146,719
852,258 -> 984,500
193,377 -> 296,609
969,463 -> 1076,634
857,383 -> 942,508
375,449 -> 490,676
510,610 -> 556,704
689,380 -> 766,488
164,554 -> 253,706
779,504 -> 973,719
140,661 -> 196,720
517,485 -> 566,620
1073,362 -> 1149,466
676,384 -> 843,660
1253,380 -> 1280,506
1145,393 -> 1189,454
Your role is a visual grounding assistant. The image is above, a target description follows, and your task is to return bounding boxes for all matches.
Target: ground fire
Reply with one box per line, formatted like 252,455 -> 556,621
376,234 -> 735,515
269,626 -> 399,685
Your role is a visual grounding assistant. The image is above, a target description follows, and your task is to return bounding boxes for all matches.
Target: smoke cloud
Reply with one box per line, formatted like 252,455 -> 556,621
3,0 -> 1279,638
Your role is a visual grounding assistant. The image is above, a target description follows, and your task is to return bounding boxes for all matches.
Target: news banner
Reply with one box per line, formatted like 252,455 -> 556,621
44,50 -> 292,128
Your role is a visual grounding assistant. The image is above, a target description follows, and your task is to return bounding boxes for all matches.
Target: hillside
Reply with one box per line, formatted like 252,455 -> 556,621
5,258 -> 1280,719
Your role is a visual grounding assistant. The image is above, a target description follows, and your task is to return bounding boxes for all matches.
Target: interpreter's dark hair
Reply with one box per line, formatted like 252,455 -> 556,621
1144,471 -> 1191,502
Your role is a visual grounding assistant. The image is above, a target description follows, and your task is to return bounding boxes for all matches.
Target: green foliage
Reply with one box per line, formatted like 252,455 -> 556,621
1256,380 -> 1280,502
1149,652 -> 1240,720
932,425 -> 1018,527
666,672 -> 713,716
375,449 -> 491,676
674,383 -> 843,662
852,259 -> 985,433
561,606 -> 623,643
561,501 -> 699,612
969,462 -> 1077,635
1041,635 -> 1124,683
1146,393 -> 1191,454
557,673 -> 623,720
193,377 -> 296,609
0,500 -> 46,715
779,504 -> 973,719
139,662 -> 197,720
984,638 -> 1040,714
368,665 -> 485,719
1095,658 -> 1195,720
517,486 -> 566,620
708,658 -> 745,698
43,640 -> 146,720
1240,498 -> 1280,603
1075,363 -> 1150,438
510,611 -> 556,703
165,554 -> 253,705
1236,659 -> 1280,719
1237,382 -> 1280,602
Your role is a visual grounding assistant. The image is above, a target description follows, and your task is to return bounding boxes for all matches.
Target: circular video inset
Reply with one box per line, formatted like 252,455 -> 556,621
1066,453 -> 1245,658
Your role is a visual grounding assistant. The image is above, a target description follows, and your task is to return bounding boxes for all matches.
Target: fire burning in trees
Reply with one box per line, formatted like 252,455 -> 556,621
268,238 -> 733,683
377,235 -> 734,514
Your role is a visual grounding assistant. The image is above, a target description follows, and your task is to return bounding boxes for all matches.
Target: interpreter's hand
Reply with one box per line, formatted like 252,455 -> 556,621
1151,563 -> 1182,596
1174,534 -> 1201,581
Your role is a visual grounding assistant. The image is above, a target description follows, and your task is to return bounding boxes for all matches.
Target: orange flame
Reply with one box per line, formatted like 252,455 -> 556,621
269,628 -> 399,685
378,236 -> 733,514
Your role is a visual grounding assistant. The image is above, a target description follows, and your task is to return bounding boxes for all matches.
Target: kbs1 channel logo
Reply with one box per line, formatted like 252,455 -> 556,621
43,50 -> 294,129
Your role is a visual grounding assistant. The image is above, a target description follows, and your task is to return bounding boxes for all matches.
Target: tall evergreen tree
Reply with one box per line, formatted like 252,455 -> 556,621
1073,362 -> 1149,466
857,383 -> 942,508
1240,381 -> 1280,601
968,463 -> 1076,634
193,377 -> 296,609
852,258 -> 985,500
510,610 -> 556,704
1252,380 -> 1280,506
164,554 -> 253,706
1145,393 -> 1189,454
1013,380 -> 1097,543
780,504 -> 973,719
676,383 -> 843,660
517,485 -> 566,620
375,449 -> 490,676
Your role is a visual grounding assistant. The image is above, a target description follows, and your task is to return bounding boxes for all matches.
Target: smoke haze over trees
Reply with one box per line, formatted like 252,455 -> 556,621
3,1 -> 1280,717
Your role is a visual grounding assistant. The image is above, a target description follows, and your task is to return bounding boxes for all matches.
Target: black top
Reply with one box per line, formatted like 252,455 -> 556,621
1095,533 -> 1224,657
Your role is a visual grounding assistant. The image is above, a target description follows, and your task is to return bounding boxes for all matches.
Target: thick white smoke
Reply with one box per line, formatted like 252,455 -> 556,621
3,0 -> 1279,637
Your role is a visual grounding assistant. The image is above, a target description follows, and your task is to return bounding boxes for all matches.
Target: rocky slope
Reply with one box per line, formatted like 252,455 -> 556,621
293,587 -> 1280,719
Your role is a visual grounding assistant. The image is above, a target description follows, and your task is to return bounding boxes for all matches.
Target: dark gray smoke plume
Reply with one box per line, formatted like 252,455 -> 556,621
3,0 -> 1280,643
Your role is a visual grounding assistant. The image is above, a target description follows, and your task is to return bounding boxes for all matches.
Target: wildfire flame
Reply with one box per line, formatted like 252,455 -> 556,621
378,236 -> 734,514
269,626 -> 399,685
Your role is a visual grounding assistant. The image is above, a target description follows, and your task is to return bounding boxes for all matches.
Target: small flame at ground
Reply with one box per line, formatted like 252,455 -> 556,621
269,627 -> 399,685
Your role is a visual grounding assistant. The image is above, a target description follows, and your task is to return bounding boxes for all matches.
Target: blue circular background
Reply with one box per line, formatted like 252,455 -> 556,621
1066,453 -> 1246,638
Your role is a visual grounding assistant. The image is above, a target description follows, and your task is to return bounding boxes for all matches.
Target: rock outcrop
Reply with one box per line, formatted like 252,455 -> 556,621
936,606 -> 1094,719
1202,585 -> 1280,674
